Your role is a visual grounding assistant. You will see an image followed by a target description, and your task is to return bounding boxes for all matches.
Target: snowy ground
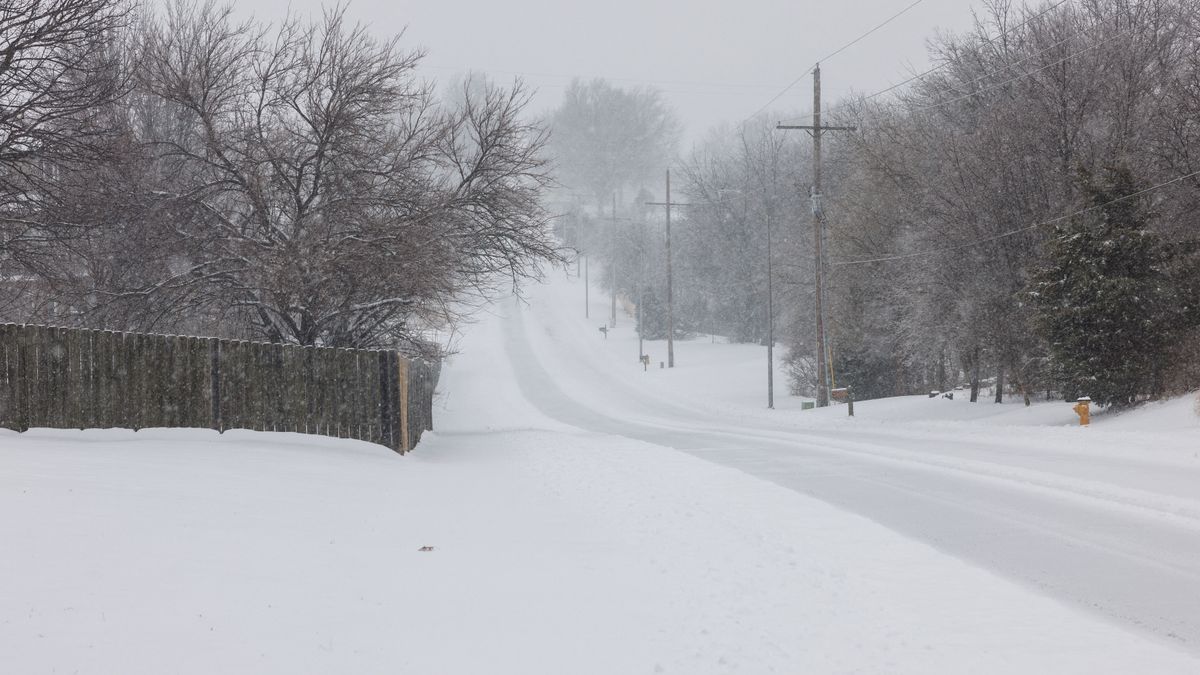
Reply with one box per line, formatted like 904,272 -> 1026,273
511,270 -> 1200,647
2,269 -> 1199,673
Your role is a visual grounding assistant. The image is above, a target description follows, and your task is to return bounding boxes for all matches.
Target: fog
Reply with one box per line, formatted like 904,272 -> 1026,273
227,0 -> 979,138
4,3 -> 1200,669
5,0 -> 1197,402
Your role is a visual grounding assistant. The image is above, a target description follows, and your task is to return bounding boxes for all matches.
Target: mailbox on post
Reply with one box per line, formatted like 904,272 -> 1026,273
832,386 -> 855,416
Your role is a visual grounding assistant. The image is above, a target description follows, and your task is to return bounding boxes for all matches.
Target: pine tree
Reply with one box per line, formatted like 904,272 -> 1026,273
1030,165 -> 1182,408
636,283 -> 669,340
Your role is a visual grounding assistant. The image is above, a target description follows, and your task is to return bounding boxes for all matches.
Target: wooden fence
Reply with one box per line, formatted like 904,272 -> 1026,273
0,323 -> 440,453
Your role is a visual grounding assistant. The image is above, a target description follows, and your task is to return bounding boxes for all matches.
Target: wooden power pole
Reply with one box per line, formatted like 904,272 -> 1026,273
766,209 -> 775,410
778,63 -> 855,408
611,193 -> 618,328
646,169 -> 687,368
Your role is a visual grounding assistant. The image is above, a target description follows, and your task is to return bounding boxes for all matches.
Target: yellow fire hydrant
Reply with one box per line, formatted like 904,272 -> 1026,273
1072,396 -> 1091,426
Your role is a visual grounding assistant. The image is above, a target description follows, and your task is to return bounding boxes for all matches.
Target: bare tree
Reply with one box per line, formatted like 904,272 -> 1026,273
678,119 -> 806,345
548,78 -> 681,210
132,2 -> 560,349
0,0 -> 129,289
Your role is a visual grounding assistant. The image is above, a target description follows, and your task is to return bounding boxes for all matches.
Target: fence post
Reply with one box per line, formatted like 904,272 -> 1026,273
398,356 -> 410,453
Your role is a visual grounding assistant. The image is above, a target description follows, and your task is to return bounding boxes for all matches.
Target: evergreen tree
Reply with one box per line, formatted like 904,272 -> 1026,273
636,283 -> 669,340
1030,165 -> 1182,408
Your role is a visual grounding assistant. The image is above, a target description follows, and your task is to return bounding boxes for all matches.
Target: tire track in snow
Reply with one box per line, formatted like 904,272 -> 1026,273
501,297 -> 1200,653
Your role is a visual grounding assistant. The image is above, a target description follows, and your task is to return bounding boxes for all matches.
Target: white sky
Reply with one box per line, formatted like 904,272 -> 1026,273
220,0 -> 985,141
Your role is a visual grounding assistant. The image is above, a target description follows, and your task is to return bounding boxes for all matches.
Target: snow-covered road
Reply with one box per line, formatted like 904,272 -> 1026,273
5,268 -> 1200,674
502,271 -> 1200,654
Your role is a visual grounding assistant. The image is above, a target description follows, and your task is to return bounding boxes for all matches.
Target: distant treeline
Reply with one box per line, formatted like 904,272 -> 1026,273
574,0 -> 1200,408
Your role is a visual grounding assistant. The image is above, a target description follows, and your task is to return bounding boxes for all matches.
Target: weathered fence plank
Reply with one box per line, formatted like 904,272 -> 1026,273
92,330 -> 107,429
0,325 -> 18,431
128,332 -> 144,430
376,351 -> 390,449
397,357 -> 410,452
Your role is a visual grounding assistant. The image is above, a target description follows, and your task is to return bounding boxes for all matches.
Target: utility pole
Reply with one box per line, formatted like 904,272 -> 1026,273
777,63 -> 855,407
611,193 -> 618,327
766,209 -> 774,410
665,170 -> 673,369
638,285 -> 644,361
646,169 -> 687,368
584,255 -> 589,319
637,247 -> 645,362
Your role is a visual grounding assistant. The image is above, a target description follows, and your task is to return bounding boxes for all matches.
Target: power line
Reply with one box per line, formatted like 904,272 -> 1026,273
791,17 -> 1130,127
913,24 -> 1132,112
920,29 -> 1089,98
832,168 -> 1200,266
858,64 -> 943,103
865,15 -> 1084,105
741,0 -> 927,125
777,1 -> 1089,126
734,0 -> 934,405
820,0 -> 927,64
775,65 -> 857,408
688,182 -> 775,206
856,0 -> 1075,103
775,0 -> 1082,126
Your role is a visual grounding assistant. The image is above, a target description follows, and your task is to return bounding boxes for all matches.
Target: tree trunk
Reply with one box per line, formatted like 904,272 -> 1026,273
1015,358 -> 1031,407
995,365 -> 1005,403
936,349 -> 947,392
969,346 -> 980,402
